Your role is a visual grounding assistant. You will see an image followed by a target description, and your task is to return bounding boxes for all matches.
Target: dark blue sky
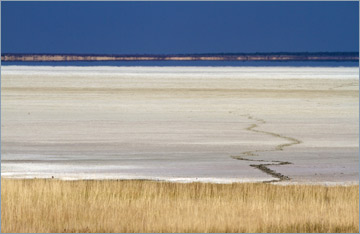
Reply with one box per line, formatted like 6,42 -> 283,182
2,1 -> 359,54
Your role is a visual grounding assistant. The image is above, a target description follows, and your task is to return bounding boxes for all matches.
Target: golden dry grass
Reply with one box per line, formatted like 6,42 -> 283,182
1,179 -> 358,233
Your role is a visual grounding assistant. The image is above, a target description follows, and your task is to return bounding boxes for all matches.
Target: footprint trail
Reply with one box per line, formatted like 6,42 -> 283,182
231,115 -> 302,183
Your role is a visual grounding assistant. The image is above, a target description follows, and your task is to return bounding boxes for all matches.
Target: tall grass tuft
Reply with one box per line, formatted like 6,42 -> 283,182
1,179 -> 358,233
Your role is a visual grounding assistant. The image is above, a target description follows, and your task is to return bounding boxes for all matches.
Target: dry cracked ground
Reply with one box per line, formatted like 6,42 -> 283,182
1,66 -> 358,184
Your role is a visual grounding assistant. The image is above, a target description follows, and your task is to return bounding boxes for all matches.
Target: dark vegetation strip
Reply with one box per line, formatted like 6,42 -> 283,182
2,52 -> 358,62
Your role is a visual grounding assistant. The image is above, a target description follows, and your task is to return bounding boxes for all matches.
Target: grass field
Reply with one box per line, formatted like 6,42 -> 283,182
1,179 -> 358,233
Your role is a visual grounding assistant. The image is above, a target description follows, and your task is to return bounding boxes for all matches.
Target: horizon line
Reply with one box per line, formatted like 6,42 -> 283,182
2,52 -> 358,62
2,51 -> 359,55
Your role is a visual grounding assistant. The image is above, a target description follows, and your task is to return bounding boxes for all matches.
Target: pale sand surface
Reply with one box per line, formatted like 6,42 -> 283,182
1,66 -> 358,184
